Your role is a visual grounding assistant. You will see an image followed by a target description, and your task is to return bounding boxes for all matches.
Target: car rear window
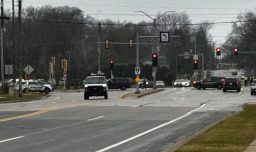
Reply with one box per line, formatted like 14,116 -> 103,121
226,78 -> 237,82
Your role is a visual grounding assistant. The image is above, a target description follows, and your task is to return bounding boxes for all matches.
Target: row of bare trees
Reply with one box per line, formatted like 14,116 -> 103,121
223,11 -> 256,74
2,6 -> 214,85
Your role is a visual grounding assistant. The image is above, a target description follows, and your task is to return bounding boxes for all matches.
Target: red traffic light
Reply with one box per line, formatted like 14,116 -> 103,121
152,53 -> 157,58
152,53 -> 158,66
233,48 -> 238,56
193,60 -> 198,70
216,47 -> 221,56
110,60 -> 114,64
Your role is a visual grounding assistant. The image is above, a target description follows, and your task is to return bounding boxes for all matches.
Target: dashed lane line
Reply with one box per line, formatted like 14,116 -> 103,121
0,136 -> 24,144
87,116 -> 104,122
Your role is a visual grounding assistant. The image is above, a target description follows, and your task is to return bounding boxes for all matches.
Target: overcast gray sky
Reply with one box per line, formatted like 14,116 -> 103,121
20,0 -> 256,44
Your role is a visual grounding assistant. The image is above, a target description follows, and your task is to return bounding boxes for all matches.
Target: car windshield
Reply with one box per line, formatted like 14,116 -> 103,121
85,77 -> 106,84
175,79 -> 188,82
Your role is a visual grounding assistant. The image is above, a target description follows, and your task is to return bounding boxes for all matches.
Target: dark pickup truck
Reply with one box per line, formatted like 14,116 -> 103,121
193,76 -> 225,89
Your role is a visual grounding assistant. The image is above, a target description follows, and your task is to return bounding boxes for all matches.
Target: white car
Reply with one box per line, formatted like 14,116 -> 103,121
156,80 -> 165,87
173,79 -> 191,87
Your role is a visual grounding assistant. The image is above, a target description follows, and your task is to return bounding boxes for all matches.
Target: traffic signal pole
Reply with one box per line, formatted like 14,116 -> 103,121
135,33 -> 140,94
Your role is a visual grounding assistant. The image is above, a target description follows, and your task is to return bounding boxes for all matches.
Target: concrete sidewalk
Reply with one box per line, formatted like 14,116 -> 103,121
244,139 -> 256,152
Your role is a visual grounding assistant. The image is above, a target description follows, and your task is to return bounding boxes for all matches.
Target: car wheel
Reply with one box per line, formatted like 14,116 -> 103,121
223,89 -> 227,92
104,94 -> 108,99
120,86 -> 126,90
84,95 -> 89,100
237,89 -> 241,92
251,92 -> 253,95
44,88 -> 50,94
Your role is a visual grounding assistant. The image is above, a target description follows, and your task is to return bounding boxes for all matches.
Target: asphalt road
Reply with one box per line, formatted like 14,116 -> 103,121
0,87 -> 255,152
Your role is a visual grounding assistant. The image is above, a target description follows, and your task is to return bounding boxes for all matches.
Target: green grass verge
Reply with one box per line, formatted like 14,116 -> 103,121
176,104 -> 256,152
0,92 -> 47,103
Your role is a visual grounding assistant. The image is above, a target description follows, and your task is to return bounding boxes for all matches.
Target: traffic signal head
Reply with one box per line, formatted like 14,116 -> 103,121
105,40 -> 109,49
129,39 -> 133,48
152,53 -> 158,66
216,48 -> 221,56
193,60 -> 198,70
233,48 -> 238,56
109,60 -> 114,70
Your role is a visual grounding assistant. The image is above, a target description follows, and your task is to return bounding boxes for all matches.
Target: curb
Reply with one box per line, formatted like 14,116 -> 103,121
121,89 -> 164,99
162,112 -> 236,152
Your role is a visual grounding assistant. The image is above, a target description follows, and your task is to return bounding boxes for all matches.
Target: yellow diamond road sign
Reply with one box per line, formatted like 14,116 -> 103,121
24,64 -> 34,75
135,75 -> 140,83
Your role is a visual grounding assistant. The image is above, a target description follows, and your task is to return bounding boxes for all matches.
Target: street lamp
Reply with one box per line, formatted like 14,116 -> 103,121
136,11 -> 175,89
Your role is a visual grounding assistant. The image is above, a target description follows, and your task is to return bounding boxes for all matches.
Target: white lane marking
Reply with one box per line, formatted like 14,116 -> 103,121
239,88 -> 244,95
177,90 -> 190,95
87,116 -> 104,122
0,136 -> 24,143
51,97 -> 61,101
95,104 -> 206,152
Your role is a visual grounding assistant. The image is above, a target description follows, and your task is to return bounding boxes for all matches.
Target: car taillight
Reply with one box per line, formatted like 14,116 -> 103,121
193,81 -> 196,84
237,80 -> 240,85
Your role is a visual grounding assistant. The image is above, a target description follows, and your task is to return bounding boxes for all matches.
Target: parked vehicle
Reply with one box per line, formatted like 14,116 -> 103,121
107,77 -> 131,90
251,83 -> 256,95
84,75 -> 108,99
26,79 -> 53,94
138,79 -> 149,88
173,79 -> 191,87
223,77 -> 241,92
156,80 -> 165,87
12,79 -> 53,94
193,77 -> 225,89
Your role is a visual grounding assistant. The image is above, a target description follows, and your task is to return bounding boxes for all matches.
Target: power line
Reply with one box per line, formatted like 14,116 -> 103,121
11,0 -> 256,11
11,17 -> 254,27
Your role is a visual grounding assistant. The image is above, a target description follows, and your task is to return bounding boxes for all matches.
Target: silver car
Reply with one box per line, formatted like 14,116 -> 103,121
173,79 -> 191,87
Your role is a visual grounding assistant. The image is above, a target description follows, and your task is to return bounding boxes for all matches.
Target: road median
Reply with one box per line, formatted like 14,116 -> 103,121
121,88 -> 164,99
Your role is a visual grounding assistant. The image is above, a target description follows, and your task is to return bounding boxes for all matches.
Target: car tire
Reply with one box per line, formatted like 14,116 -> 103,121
120,86 -> 126,90
104,94 -> 108,99
237,89 -> 241,92
251,92 -> 253,95
223,89 -> 227,92
84,93 -> 89,100
44,88 -> 50,94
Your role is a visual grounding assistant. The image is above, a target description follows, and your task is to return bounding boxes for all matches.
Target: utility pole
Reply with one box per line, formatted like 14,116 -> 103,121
18,0 -> 22,97
0,0 -> 4,85
135,33 -> 140,94
97,23 -> 102,74
12,0 -> 15,84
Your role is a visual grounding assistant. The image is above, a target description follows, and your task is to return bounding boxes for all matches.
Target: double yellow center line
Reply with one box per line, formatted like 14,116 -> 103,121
0,110 -> 49,123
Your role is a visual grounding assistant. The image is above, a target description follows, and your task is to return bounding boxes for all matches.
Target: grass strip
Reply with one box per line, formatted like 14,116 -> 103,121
176,104 -> 256,152
0,92 -> 46,103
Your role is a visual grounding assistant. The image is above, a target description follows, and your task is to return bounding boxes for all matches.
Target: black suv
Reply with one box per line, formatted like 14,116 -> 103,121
107,77 -> 131,90
193,77 -> 225,89
83,75 -> 108,99
223,77 -> 241,92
